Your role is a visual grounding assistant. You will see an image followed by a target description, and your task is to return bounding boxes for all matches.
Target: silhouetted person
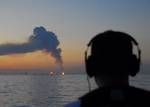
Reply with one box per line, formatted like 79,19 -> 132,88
65,30 -> 150,107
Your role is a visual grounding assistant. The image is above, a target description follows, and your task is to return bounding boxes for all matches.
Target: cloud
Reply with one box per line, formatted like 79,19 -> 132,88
0,26 -> 63,64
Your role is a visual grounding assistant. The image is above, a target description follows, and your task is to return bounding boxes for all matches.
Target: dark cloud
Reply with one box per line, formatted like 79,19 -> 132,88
0,26 -> 63,64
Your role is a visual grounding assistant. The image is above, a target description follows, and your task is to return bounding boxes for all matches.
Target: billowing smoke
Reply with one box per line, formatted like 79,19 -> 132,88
0,26 -> 63,66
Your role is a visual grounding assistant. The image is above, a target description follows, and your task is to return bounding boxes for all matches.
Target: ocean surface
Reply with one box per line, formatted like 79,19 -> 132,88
0,73 -> 150,107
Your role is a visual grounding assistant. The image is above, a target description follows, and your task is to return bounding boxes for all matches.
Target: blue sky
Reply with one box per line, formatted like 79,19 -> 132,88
0,0 -> 149,73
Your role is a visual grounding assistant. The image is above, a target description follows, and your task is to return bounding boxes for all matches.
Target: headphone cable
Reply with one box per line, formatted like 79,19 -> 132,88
87,75 -> 91,92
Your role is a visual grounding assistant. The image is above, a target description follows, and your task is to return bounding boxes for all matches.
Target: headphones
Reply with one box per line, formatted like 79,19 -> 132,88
85,31 -> 141,78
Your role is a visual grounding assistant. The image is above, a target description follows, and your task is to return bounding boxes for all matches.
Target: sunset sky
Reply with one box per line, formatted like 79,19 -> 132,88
0,0 -> 150,73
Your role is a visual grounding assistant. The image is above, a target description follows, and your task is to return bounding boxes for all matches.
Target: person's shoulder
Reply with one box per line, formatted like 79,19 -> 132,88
129,86 -> 150,96
80,87 -> 110,99
64,100 -> 80,107
79,86 -> 150,106
127,86 -> 150,106
79,88 -> 110,106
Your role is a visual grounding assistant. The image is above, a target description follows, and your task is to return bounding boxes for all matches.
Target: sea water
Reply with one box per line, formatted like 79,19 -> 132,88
0,73 -> 149,107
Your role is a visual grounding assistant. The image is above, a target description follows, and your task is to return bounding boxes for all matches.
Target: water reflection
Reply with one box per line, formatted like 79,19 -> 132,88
29,75 -> 63,107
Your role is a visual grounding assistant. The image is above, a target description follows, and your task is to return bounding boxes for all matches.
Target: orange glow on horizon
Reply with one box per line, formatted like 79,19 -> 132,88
0,51 -> 55,69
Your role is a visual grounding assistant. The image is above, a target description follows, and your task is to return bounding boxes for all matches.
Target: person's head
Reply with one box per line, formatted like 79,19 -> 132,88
85,30 -> 141,86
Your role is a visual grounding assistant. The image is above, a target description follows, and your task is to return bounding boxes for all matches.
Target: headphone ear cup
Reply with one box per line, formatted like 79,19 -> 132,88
129,55 -> 140,77
85,56 -> 95,77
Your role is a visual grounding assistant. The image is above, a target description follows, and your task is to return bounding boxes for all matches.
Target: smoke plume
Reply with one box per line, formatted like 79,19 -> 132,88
0,26 -> 63,65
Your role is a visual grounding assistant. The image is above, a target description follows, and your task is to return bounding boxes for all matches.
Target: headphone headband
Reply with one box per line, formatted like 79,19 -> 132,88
86,31 -> 141,62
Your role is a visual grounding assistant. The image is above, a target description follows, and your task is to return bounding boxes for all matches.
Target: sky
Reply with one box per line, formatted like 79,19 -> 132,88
0,0 -> 149,73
